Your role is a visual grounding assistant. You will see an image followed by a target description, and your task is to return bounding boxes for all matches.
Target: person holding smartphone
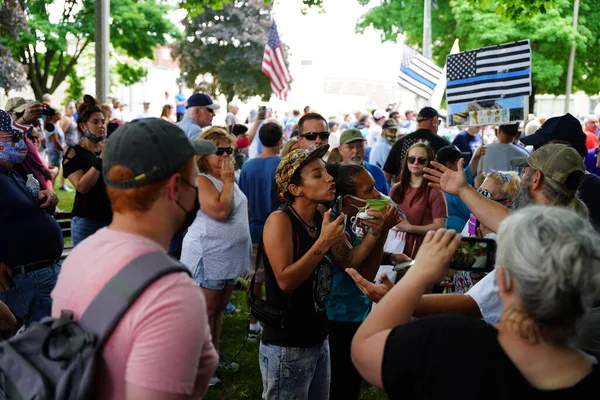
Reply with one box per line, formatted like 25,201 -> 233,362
351,206 -> 600,399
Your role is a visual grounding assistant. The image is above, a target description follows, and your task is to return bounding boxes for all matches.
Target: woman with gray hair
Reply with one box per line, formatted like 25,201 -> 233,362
351,205 -> 600,399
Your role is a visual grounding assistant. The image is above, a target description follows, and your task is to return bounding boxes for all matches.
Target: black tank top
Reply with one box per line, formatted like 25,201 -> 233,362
261,206 -> 333,347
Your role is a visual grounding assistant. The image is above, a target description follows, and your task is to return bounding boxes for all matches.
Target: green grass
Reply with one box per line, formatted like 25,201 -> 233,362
207,291 -> 387,400
52,182 -> 387,399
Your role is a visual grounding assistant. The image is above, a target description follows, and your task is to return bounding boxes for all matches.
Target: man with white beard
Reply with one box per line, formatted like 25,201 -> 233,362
337,129 -> 389,195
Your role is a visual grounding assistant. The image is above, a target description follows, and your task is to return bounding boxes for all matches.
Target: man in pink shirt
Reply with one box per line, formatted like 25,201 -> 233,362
52,118 -> 219,399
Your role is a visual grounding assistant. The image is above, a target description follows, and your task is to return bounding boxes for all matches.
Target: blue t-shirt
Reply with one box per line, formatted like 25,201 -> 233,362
238,156 -> 281,243
445,167 -> 474,231
0,166 -> 63,266
364,161 -> 390,195
452,131 -> 481,165
326,206 -> 372,322
175,93 -> 187,114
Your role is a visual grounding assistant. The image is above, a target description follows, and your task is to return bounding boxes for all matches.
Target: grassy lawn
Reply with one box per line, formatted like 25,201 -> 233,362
53,183 -> 387,399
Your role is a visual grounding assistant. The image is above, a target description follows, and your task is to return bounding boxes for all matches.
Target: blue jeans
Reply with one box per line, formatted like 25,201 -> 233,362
259,339 -> 330,400
71,216 -> 108,247
0,263 -> 61,327
193,258 -> 236,291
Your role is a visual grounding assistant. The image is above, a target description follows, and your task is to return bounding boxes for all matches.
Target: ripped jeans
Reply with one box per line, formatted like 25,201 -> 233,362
259,339 -> 330,400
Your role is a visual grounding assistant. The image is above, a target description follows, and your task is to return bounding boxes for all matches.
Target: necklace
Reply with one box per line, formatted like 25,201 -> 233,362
289,205 -> 317,233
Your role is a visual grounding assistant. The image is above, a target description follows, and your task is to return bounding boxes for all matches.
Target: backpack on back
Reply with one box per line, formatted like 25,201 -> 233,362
0,251 -> 190,400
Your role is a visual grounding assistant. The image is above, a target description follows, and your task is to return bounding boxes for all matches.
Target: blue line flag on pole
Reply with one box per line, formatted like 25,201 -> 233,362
446,40 -> 532,105
398,44 -> 443,100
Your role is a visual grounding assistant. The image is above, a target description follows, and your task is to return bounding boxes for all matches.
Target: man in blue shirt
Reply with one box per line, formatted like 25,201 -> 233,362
0,109 -> 62,328
370,118 -> 398,169
176,93 -> 220,140
238,122 -> 282,340
174,85 -> 187,122
337,129 -> 389,195
452,126 -> 481,165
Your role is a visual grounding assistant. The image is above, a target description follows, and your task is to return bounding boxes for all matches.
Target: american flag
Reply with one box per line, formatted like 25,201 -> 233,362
398,45 -> 443,100
262,22 -> 292,101
446,40 -> 531,105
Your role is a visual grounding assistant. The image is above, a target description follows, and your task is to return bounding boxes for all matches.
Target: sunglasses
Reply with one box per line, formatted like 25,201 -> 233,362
406,156 -> 428,165
215,147 -> 233,156
300,132 -> 330,141
477,187 -> 509,203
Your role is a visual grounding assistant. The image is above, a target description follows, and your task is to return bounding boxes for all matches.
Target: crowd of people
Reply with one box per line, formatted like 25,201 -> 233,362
1,88 -> 599,400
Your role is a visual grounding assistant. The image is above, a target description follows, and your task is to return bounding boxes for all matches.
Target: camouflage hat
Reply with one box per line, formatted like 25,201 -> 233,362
510,144 -> 585,196
382,118 -> 398,131
275,144 -> 329,201
4,97 -> 30,114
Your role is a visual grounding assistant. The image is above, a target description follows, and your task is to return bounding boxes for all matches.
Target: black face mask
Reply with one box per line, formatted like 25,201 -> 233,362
176,177 -> 199,231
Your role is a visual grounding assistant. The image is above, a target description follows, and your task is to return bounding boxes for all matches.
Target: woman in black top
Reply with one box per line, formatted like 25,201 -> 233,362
259,145 -> 389,400
351,206 -> 600,399
63,95 -> 112,246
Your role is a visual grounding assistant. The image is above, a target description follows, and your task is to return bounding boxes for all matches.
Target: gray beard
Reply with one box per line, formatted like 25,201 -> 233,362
348,156 -> 363,165
510,173 -> 534,211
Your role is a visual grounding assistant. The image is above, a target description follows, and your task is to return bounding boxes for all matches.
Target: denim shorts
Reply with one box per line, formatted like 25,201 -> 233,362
259,339 -> 330,400
193,258 -> 237,291
47,150 -> 62,167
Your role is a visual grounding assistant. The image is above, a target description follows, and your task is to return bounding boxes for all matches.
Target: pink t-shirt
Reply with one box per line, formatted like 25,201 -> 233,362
51,228 -> 218,399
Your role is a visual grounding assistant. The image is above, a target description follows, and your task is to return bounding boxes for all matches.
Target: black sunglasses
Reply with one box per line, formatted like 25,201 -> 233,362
300,132 -> 330,141
406,156 -> 428,166
477,187 -> 509,203
215,147 -> 233,156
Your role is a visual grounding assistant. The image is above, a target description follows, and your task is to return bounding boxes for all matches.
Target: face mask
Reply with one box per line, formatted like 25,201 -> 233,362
0,138 -> 28,164
384,130 -> 397,144
235,137 -> 250,149
85,129 -> 104,144
346,194 -> 388,212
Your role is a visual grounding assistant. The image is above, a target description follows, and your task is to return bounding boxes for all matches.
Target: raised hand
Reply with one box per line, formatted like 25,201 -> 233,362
424,159 -> 468,196
346,268 -> 393,303
408,228 -> 462,285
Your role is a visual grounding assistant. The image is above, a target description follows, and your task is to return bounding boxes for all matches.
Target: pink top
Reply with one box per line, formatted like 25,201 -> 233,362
52,228 -> 218,399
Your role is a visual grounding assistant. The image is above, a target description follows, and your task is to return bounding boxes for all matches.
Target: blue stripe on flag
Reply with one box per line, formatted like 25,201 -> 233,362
400,66 -> 436,89
448,69 -> 529,87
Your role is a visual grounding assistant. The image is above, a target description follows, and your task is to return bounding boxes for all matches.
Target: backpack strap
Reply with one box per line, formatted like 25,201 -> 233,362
79,251 -> 191,348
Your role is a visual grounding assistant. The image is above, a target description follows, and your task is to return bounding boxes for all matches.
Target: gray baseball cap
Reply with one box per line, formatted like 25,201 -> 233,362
103,118 -> 216,189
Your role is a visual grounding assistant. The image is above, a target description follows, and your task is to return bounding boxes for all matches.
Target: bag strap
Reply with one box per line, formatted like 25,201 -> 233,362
79,251 -> 191,348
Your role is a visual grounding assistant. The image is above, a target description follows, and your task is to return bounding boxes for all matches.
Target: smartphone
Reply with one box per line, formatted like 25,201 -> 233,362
393,260 -> 414,271
259,106 -> 267,120
449,237 -> 496,272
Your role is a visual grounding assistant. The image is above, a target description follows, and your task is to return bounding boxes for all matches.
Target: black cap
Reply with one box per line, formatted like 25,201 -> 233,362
435,145 -> 469,166
520,113 -> 585,148
186,93 -> 221,110
103,118 -> 216,189
417,106 -> 444,122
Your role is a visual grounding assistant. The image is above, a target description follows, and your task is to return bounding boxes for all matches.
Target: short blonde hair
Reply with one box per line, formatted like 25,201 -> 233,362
486,170 -> 521,199
196,127 -> 235,173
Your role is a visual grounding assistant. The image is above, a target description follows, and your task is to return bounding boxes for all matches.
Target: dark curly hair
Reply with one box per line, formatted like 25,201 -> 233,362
76,94 -> 103,134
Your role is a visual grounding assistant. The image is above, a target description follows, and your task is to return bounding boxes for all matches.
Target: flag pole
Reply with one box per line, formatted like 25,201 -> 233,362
423,0 -> 432,59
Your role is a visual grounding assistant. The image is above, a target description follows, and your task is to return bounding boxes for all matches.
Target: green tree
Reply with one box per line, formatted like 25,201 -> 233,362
0,0 -> 28,94
173,0 -> 287,105
64,70 -> 83,102
357,0 -> 600,108
0,0 -> 179,100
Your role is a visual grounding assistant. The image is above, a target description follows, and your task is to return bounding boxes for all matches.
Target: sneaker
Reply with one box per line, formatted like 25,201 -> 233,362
209,375 -> 220,387
248,324 -> 263,342
218,353 -> 240,373
59,185 -> 73,192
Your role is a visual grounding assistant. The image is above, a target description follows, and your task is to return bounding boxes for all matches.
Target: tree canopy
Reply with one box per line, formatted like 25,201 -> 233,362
356,0 -> 600,98
0,0 -> 28,94
173,0 -> 286,104
0,0 -> 179,100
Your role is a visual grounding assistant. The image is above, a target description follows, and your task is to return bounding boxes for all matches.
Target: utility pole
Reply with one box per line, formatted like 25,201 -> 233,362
564,0 -> 579,114
95,0 -> 110,103
423,0 -> 432,59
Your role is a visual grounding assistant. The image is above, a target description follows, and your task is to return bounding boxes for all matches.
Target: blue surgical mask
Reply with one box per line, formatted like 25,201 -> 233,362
84,129 -> 104,144
0,138 -> 28,164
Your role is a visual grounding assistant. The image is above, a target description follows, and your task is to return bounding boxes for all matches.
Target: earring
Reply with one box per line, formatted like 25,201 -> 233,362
299,192 -> 304,197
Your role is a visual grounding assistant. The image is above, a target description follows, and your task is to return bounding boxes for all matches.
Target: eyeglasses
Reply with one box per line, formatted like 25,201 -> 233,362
477,187 -> 509,203
215,147 -> 233,156
300,132 -> 330,141
406,156 -> 428,165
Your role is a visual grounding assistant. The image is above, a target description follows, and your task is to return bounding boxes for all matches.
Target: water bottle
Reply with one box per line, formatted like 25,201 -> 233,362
26,174 -> 40,197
